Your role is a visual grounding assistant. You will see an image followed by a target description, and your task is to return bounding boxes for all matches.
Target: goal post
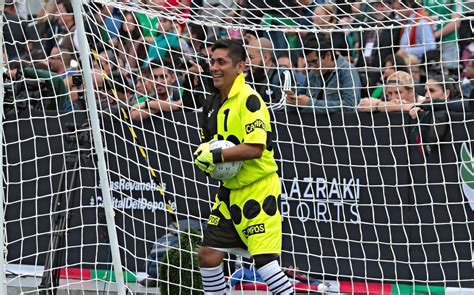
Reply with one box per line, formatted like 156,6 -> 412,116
0,0 -> 7,294
1,0 -> 474,294
70,0 -> 126,294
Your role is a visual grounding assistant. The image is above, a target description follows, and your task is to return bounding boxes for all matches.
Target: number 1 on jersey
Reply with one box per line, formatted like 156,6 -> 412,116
223,109 -> 230,132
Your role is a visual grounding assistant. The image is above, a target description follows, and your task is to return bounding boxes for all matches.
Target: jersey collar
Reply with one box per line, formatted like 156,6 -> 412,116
228,72 -> 246,99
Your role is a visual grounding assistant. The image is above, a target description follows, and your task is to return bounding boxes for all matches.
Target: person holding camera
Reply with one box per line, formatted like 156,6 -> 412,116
4,60 -> 71,112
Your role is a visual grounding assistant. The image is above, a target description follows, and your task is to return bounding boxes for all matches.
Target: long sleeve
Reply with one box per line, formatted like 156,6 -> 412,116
307,73 -> 360,113
304,59 -> 361,113
404,19 -> 436,58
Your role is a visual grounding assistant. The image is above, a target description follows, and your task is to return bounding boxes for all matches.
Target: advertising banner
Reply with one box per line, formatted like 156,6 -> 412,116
4,110 -> 474,286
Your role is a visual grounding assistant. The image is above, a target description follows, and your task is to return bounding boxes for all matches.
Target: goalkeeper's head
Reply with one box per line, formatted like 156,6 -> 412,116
210,39 -> 246,95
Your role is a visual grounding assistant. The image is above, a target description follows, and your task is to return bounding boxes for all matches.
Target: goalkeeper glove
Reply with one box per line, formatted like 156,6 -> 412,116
193,141 -> 224,174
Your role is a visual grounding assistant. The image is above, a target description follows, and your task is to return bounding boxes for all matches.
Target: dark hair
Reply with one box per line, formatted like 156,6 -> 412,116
384,55 -> 407,71
399,0 -> 421,9
277,52 -> 290,59
303,36 -> 334,61
426,74 -> 456,99
7,60 -> 22,72
105,71 -> 132,94
151,57 -> 174,70
189,24 -> 206,42
119,12 -> 141,40
58,0 -> 73,14
201,35 -> 217,50
211,39 -> 246,65
89,1 -> 103,11
243,30 -> 262,44
141,58 -> 174,76
30,49 -> 48,61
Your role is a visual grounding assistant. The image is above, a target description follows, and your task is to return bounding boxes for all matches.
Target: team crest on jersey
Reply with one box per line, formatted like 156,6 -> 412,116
245,119 -> 266,134
242,223 -> 265,238
208,214 -> 220,226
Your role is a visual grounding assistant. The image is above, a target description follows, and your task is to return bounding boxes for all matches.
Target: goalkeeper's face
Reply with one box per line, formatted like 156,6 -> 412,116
210,48 -> 245,91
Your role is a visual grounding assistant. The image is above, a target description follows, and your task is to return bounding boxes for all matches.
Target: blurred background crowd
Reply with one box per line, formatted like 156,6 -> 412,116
2,0 -> 474,117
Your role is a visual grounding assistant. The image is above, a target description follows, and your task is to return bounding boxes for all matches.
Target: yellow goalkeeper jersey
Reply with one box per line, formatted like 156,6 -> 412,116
213,73 -> 278,189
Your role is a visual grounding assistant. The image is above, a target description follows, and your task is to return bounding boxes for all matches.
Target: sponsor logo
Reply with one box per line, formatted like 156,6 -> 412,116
90,196 -> 176,212
103,179 -> 166,192
208,214 -> 220,226
245,119 -> 266,134
460,142 -> 474,211
242,223 -> 265,238
281,177 -> 360,223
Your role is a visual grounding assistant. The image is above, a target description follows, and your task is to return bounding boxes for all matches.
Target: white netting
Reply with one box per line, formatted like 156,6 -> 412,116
2,0 -> 474,294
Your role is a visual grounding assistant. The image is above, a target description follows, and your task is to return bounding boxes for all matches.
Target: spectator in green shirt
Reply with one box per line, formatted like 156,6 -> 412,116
131,59 -> 182,120
424,0 -> 463,71
144,17 -> 180,66
135,11 -> 159,43
5,61 -> 71,112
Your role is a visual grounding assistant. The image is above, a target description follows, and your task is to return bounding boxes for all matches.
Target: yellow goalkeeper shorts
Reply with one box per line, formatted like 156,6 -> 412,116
202,172 -> 282,256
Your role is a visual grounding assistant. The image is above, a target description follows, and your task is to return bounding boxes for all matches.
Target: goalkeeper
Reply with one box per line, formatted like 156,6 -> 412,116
191,39 -> 292,295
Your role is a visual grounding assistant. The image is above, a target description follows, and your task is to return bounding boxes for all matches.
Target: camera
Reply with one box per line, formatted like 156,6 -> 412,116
70,73 -> 86,109
3,72 -> 22,105
64,122 -> 91,149
187,53 -> 210,73
173,53 -> 210,74
72,74 -> 83,87
2,66 -> 67,113
3,70 -> 52,110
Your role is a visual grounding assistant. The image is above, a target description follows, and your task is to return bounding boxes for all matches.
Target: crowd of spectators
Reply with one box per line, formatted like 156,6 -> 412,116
2,0 -> 474,117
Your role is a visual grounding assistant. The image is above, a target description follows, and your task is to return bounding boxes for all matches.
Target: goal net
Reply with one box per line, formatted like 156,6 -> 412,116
2,0 -> 474,293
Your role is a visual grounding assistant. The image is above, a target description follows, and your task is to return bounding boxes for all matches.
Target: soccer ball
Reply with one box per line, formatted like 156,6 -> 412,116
209,140 -> 242,180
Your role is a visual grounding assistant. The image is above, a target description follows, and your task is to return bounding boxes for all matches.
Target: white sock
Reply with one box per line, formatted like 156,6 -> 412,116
200,265 -> 226,295
257,260 -> 293,295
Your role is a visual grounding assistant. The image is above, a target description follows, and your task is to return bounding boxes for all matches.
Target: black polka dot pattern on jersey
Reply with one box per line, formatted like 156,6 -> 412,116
230,204 -> 242,225
243,199 -> 261,220
226,135 -> 240,146
246,95 -> 261,113
262,195 -> 277,216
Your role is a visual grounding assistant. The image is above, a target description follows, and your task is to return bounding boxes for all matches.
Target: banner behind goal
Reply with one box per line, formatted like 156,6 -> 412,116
1,0 -> 474,293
